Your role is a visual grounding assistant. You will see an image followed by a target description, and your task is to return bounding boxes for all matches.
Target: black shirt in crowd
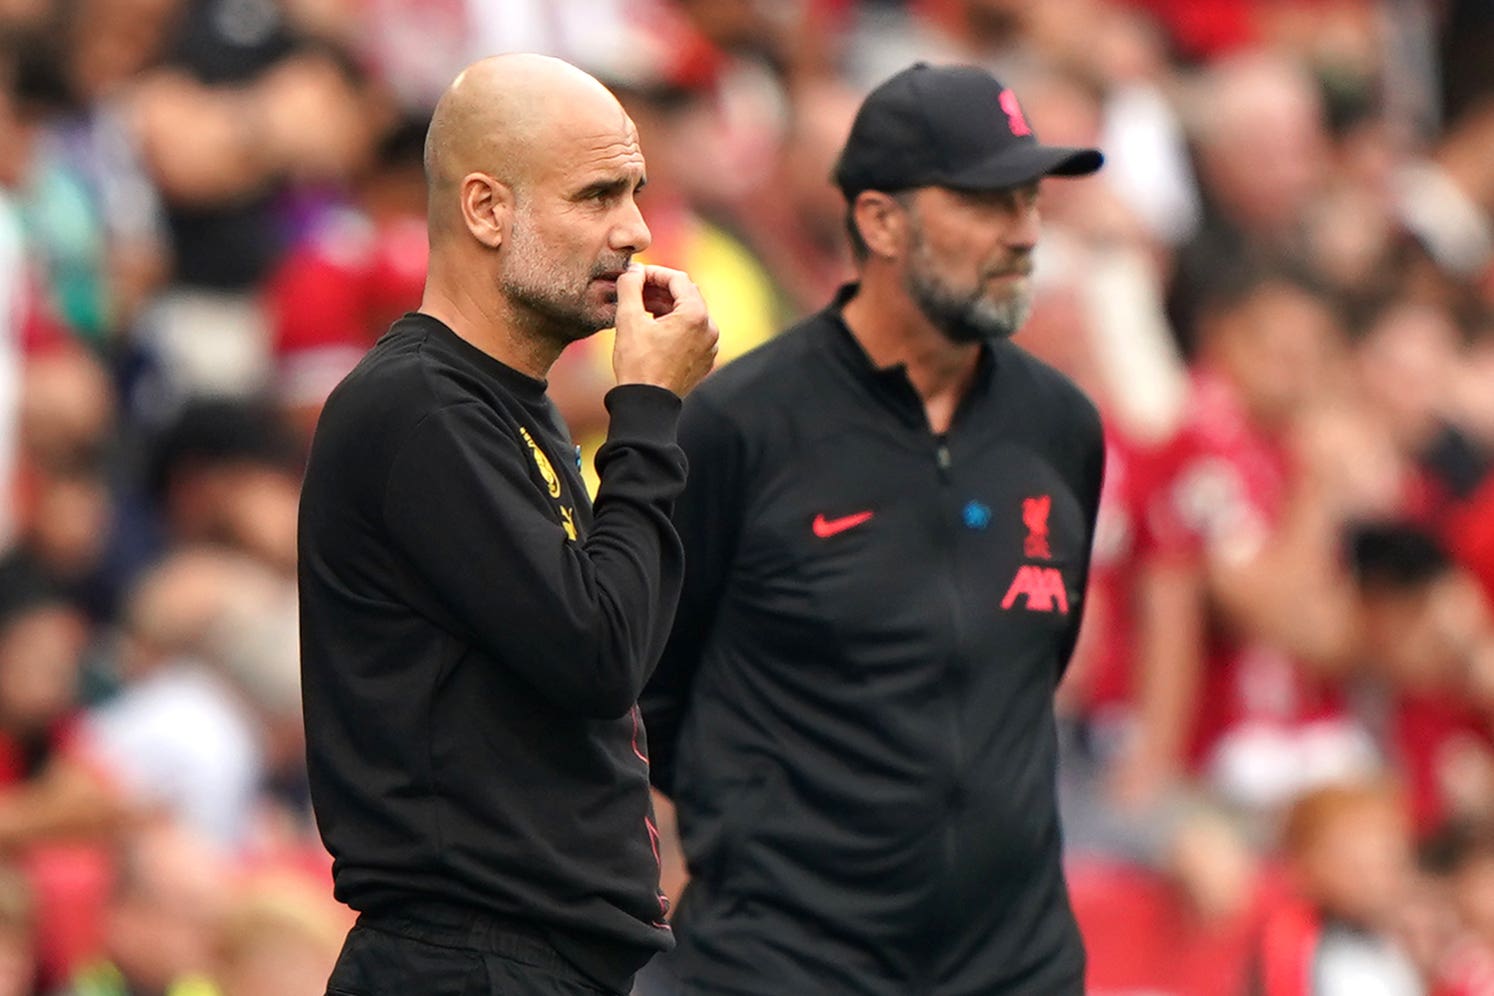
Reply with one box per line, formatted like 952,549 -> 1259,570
643,287 -> 1105,995
298,313 -> 683,990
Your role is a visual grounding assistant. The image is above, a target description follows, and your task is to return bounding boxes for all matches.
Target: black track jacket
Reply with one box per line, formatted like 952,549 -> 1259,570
299,314 -> 682,991
642,288 -> 1105,995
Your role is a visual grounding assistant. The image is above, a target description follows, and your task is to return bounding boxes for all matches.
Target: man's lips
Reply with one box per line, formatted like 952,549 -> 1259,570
985,266 -> 1033,280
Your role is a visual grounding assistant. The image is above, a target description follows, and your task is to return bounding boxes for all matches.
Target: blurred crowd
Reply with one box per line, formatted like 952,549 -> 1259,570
0,0 -> 1491,993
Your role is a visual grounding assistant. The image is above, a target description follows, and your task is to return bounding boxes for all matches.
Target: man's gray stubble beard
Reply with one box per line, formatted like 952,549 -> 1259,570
904,245 -> 1032,343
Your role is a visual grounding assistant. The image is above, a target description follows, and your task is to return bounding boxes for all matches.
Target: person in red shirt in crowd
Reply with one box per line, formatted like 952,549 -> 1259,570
1350,523 -> 1494,838
59,819 -> 231,996
1253,781 -> 1423,996
266,116 -> 430,449
1134,264 -> 1401,811
1422,823 -> 1494,996
0,554 -> 123,985
1351,297 -> 1490,526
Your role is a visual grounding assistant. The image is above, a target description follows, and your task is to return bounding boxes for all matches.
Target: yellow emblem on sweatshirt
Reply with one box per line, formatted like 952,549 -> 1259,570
519,427 -> 561,498
559,506 -> 577,541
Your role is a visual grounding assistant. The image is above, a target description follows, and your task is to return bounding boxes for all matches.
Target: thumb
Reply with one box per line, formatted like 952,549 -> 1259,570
614,264 -> 646,326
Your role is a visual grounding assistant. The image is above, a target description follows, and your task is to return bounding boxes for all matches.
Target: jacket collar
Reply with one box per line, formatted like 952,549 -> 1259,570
818,283 -> 997,431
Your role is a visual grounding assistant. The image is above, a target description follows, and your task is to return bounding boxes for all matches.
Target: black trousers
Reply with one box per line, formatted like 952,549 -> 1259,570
325,907 -> 627,996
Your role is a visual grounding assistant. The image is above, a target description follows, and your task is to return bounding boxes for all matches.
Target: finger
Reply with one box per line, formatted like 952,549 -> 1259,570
643,265 -> 705,318
700,326 -> 721,378
614,263 -> 647,324
641,281 -> 676,318
640,264 -> 687,289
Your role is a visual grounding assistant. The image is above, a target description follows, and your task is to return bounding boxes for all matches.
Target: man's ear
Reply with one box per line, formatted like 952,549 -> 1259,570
854,190 -> 910,260
459,172 -> 512,249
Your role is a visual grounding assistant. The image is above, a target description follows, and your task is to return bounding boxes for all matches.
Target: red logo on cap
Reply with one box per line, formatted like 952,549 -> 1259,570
999,89 -> 1031,137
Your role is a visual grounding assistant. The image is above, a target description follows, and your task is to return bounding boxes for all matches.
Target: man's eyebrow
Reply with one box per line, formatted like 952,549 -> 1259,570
573,175 -> 647,199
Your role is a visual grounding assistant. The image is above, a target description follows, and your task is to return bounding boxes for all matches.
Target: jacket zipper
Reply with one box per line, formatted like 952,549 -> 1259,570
928,437 -> 966,992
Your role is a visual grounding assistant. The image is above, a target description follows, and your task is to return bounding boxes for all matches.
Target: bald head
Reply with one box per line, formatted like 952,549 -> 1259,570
424,54 -> 629,237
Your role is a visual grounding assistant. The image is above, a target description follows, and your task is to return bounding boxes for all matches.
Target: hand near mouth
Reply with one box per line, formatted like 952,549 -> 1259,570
611,263 -> 720,397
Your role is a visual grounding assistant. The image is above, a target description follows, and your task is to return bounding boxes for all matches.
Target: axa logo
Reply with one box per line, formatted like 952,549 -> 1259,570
1001,566 -> 1069,614
1004,495 -> 1068,614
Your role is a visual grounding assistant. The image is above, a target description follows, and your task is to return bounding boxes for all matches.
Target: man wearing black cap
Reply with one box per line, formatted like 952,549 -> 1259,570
640,63 -> 1105,994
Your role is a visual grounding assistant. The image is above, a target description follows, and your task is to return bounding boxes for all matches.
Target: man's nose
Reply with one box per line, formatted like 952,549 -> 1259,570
1005,202 -> 1041,251
611,199 -> 652,255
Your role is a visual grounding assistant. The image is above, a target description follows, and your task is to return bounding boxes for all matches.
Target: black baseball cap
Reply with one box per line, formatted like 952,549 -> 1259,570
834,62 -> 1103,198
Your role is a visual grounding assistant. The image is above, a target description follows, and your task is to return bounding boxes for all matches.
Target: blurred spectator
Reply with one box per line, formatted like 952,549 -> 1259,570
145,399 -> 302,574
1423,822 -> 1494,995
210,872 -> 345,996
1352,298 -> 1488,516
129,0 -> 376,405
1350,523 -> 1494,836
12,343 -> 139,622
60,819 -> 228,996
266,113 -> 428,449
77,547 -> 292,850
1169,53 -> 1331,355
1253,781 -> 1423,995
1135,265 -> 1389,812
730,76 -> 858,315
0,555 -> 120,849
9,0 -> 174,354
1089,3 -> 1203,247
0,866 -> 34,996
0,558 -> 86,769
204,577 -> 311,852
1069,803 -> 1276,994
0,555 -> 120,985
17,343 -> 113,474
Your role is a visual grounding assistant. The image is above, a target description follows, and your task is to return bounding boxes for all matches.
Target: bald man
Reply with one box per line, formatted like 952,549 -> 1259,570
298,56 -> 718,996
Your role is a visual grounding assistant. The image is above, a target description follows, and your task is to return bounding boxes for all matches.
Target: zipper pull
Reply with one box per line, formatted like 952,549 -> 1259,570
936,442 -> 951,473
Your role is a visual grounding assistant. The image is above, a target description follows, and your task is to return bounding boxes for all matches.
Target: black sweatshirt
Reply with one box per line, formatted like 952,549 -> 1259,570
298,313 -> 682,990
642,288 -> 1105,995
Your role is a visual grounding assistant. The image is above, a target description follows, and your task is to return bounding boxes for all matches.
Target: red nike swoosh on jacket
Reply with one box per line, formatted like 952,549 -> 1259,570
812,510 -> 874,538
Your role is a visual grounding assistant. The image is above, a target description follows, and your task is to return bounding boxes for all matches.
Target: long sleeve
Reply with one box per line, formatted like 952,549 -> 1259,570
381,385 -> 687,719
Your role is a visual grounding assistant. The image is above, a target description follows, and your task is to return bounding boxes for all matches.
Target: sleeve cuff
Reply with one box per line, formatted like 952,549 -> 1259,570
603,384 -> 683,445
